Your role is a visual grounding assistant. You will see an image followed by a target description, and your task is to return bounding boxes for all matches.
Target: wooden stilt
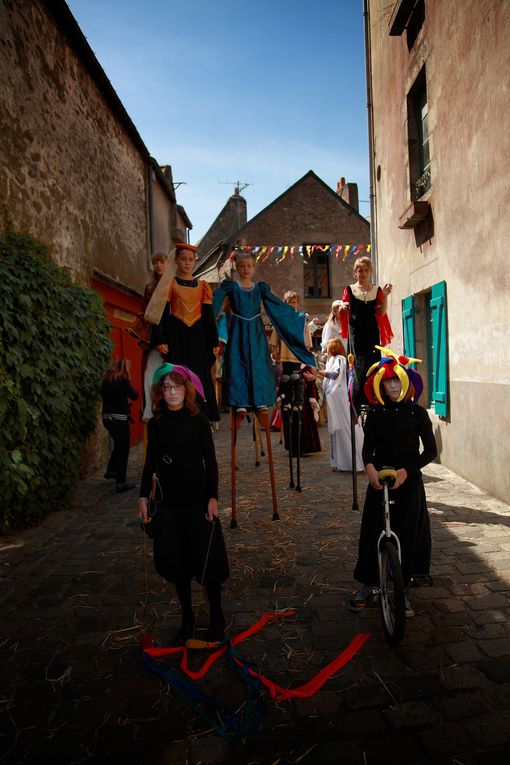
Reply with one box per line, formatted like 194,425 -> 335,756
295,406 -> 302,493
253,417 -> 260,466
257,417 -> 265,457
284,406 -> 294,489
348,354 -> 359,512
257,409 -> 279,521
230,409 -> 239,528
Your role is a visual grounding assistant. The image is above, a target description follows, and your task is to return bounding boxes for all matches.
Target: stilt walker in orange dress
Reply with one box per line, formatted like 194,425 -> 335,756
150,244 -> 220,424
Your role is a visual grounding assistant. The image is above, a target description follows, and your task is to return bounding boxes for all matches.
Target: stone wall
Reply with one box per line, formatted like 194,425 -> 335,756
0,0 -> 150,292
238,173 -> 370,319
367,0 -> 510,501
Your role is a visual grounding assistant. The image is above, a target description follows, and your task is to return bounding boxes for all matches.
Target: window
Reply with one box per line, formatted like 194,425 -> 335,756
389,0 -> 425,50
303,245 -> 331,299
407,68 -> 431,201
402,281 -> 448,417
406,0 -> 425,49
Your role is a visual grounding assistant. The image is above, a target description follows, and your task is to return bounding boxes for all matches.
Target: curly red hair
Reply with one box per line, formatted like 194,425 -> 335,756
152,371 -> 199,418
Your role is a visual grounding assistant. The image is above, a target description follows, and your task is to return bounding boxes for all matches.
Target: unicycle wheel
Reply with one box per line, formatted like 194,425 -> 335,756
379,539 -> 406,645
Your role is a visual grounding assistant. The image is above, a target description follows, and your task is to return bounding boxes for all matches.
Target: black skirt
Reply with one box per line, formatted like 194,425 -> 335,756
353,473 -> 431,587
151,502 -> 229,586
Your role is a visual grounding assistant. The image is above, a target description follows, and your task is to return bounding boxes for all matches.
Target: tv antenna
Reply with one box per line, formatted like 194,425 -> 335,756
219,180 -> 251,195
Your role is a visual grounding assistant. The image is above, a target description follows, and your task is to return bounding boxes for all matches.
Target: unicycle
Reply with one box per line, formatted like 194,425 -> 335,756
377,467 -> 406,645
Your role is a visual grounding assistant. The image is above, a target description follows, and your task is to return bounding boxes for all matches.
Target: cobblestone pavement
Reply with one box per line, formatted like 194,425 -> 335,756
1,415 -> 510,764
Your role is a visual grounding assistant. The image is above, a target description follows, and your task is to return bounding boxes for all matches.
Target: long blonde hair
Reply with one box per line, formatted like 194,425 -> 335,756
327,300 -> 342,326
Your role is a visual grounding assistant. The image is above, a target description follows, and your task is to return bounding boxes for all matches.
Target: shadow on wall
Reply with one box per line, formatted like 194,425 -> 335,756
414,207 -> 434,247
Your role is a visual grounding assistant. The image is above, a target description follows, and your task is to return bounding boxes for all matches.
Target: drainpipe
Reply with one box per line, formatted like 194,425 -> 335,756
363,0 -> 378,281
145,161 -> 154,266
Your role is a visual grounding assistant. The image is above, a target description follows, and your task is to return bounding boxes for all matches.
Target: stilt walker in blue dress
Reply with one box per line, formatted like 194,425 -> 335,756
213,249 -> 316,526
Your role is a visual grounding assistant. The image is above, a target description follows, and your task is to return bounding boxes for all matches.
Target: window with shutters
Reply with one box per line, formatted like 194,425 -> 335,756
407,68 -> 431,202
402,281 -> 449,417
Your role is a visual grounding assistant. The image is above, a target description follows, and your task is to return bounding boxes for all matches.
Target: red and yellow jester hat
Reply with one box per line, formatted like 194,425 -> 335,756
364,346 -> 424,405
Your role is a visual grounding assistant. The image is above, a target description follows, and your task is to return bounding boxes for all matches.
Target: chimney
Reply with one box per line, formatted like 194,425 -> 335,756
337,177 -> 359,213
336,177 -> 346,193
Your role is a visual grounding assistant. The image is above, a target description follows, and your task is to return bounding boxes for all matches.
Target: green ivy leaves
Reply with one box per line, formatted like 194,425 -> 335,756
0,231 -> 113,530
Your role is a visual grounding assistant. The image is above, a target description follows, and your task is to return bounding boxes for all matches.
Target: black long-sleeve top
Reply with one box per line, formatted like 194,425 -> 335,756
101,377 -> 138,415
362,402 -> 437,477
140,408 -> 218,505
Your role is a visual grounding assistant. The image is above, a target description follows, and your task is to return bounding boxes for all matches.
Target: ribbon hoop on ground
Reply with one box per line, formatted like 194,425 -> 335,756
141,611 -> 371,736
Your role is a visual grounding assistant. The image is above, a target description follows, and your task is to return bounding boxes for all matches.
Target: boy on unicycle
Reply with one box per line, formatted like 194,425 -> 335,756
349,349 -> 437,617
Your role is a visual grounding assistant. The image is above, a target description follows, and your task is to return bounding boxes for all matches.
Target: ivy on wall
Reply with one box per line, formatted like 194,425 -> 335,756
0,231 -> 113,530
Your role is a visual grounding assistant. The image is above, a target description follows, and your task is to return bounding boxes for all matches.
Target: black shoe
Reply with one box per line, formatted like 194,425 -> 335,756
349,586 -> 377,611
175,615 -> 195,645
116,482 -> 136,493
410,574 -> 434,588
206,613 -> 226,643
104,471 -> 117,480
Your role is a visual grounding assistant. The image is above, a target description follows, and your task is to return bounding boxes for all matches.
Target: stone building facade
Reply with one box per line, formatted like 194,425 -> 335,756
196,171 -> 370,323
365,0 -> 510,501
0,0 -> 189,458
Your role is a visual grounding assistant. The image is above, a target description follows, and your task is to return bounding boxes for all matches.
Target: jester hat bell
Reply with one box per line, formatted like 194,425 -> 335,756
152,362 -> 206,400
364,346 -> 424,405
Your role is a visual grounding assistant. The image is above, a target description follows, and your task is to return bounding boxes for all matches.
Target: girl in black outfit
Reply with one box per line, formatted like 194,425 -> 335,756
138,362 -> 229,644
349,351 -> 437,615
101,358 -> 139,493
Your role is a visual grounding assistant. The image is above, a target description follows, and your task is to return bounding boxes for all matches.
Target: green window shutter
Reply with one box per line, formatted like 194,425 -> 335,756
402,295 -> 416,359
430,280 -> 448,417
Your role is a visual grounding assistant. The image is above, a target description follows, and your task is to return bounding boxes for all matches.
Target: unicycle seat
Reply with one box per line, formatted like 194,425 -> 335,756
378,467 -> 397,485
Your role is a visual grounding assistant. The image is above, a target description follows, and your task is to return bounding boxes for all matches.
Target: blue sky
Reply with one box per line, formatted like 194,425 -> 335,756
68,0 -> 370,243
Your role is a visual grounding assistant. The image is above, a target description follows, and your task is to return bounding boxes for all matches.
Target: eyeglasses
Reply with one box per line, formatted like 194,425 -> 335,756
162,383 -> 185,391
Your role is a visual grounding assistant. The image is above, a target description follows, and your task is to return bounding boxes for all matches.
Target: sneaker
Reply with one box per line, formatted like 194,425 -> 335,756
349,586 -> 377,611
405,596 -> 415,618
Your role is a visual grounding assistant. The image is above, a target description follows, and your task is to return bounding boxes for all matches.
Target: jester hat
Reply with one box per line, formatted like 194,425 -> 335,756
153,362 -> 206,401
364,346 -> 424,405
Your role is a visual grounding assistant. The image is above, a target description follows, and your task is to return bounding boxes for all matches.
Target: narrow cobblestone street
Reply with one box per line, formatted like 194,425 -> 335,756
1,415 -> 510,765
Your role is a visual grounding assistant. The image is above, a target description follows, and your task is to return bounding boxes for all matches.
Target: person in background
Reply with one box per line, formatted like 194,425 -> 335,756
320,300 -> 343,356
129,252 -> 168,429
311,338 -> 363,471
338,256 -> 393,411
270,291 -> 320,454
101,358 -> 139,493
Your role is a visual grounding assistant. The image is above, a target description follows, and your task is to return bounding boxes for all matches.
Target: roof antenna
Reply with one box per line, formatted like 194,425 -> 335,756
218,180 -> 251,195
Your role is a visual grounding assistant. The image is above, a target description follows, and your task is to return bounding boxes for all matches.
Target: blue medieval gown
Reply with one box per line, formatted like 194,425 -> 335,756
213,280 -> 316,409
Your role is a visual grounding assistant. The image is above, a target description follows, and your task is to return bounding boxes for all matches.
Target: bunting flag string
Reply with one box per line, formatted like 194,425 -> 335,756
231,243 -> 371,266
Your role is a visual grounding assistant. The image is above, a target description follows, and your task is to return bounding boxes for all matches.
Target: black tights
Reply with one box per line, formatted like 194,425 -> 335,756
175,579 -> 222,618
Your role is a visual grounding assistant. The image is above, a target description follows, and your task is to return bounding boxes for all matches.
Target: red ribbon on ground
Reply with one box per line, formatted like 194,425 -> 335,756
142,610 -> 371,699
